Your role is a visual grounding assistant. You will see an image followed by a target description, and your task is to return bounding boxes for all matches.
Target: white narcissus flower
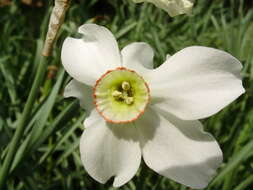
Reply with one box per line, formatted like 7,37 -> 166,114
61,24 -> 244,189
132,0 -> 194,17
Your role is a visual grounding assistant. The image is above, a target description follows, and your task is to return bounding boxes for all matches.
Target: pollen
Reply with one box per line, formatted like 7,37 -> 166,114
122,81 -> 131,91
112,90 -> 123,98
112,81 -> 134,105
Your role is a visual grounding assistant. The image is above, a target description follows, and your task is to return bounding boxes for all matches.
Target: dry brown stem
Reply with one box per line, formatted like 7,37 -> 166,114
42,0 -> 71,57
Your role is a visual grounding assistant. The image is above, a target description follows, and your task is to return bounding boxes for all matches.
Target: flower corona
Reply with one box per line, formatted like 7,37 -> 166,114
93,67 -> 150,123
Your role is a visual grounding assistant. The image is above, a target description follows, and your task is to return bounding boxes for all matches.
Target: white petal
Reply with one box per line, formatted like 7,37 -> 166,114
148,46 -> 245,120
80,111 -> 141,187
63,79 -> 94,112
136,107 -> 223,189
132,0 -> 194,17
61,24 -> 121,86
121,42 -> 154,74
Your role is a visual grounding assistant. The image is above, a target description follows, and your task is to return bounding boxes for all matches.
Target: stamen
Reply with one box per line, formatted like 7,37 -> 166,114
122,81 -> 130,91
125,97 -> 134,105
112,90 -> 122,98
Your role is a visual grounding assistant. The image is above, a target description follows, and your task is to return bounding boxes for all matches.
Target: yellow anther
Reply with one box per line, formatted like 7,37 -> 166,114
122,81 -> 131,91
125,97 -> 134,105
112,90 -> 122,98
112,82 -> 134,104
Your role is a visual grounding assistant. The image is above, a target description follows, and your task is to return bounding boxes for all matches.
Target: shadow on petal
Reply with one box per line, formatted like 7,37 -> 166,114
154,106 -> 215,142
134,107 -> 161,147
157,156 -> 222,189
108,122 -> 140,142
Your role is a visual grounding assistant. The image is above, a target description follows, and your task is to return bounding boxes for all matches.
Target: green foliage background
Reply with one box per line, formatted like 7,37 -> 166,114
0,0 -> 253,189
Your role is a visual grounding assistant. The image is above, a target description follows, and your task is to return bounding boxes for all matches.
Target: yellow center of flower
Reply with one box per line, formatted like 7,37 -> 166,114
112,81 -> 134,105
93,67 -> 150,124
